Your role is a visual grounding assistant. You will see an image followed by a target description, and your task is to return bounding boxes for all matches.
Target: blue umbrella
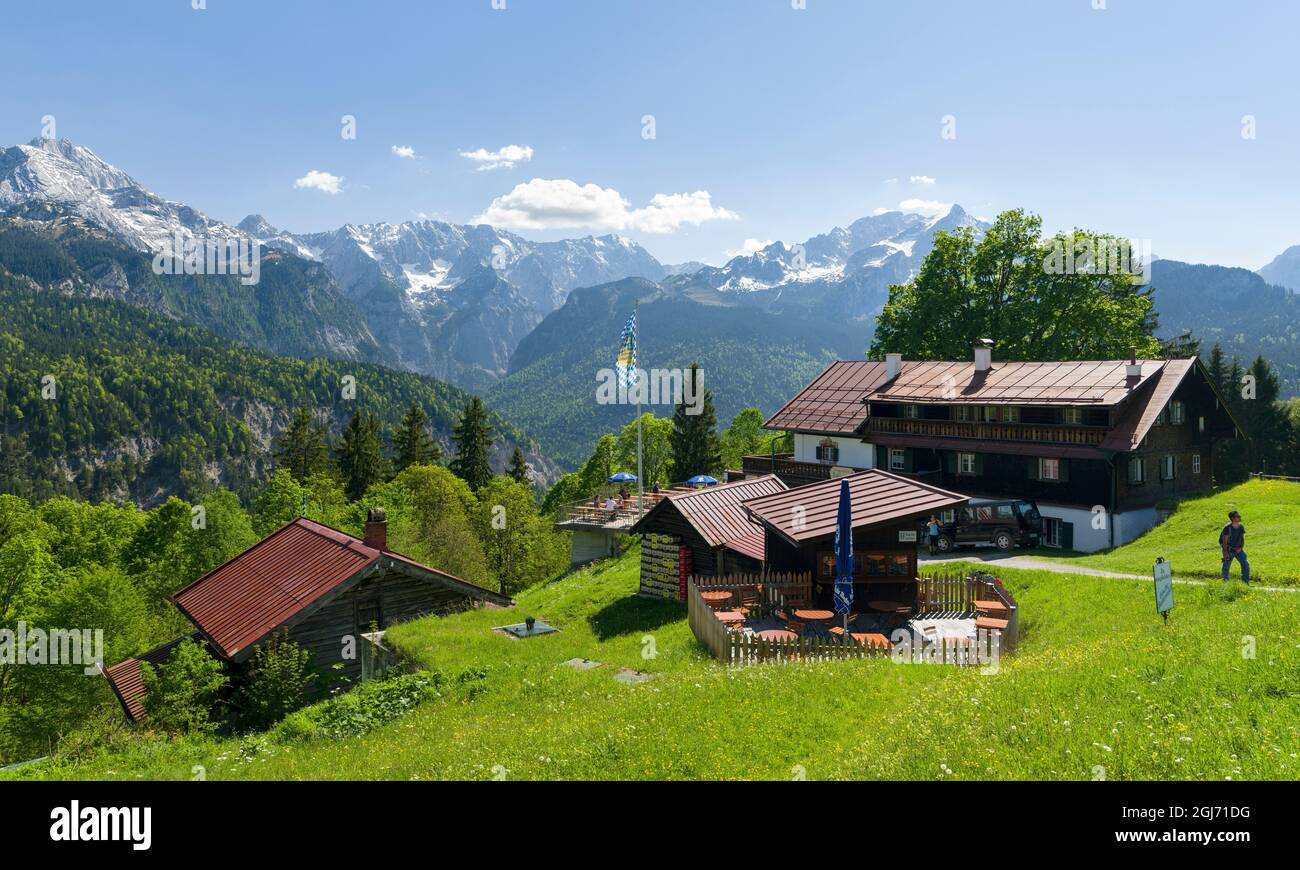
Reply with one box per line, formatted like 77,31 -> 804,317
607,471 -> 638,483
833,478 -> 855,632
686,475 -> 719,486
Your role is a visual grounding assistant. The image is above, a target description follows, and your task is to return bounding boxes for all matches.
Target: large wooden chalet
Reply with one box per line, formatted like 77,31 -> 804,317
740,342 -> 1242,552
103,509 -> 510,723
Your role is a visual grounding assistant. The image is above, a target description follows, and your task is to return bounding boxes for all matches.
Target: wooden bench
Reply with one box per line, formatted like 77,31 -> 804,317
975,615 -> 1009,632
974,599 -> 1009,617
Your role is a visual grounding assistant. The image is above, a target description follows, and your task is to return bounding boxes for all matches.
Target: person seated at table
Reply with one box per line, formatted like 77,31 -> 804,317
603,495 -> 617,514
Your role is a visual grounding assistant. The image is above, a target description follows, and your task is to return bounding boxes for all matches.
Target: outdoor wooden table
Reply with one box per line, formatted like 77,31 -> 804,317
756,629 -> 797,642
701,591 -> 733,610
793,609 -> 834,623
867,600 -> 910,614
714,610 -> 745,625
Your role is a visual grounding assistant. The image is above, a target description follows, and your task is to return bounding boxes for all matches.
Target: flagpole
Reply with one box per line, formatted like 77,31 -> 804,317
635,302 -> 643,519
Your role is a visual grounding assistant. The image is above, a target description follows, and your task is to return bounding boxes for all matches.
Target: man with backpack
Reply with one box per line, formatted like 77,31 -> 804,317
1219,510 -> 1249,584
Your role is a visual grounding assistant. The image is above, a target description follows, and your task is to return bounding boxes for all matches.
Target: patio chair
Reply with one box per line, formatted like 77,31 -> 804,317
785,619 -> 807,636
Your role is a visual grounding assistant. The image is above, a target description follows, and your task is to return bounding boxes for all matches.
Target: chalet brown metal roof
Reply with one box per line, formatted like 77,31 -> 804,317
864,359 -> 1166,406
763,361 -> 891,434
742,469 -> 969,545
169,517 -> 508,661
102,633 -> 201,722
1098,359 -> 1210,451
628,474 -> 785,551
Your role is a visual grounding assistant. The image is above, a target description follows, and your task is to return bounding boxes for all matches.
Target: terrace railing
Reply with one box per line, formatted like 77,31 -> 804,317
689,569 -> 1020,664
740,454 -> 866,482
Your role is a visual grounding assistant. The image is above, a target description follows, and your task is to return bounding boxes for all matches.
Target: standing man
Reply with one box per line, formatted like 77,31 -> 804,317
1219,510 -> 1249,584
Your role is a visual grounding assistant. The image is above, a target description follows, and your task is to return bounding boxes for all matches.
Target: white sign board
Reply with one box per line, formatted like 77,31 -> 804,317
898,530 -> 917,543
1153,561 -> 1174,616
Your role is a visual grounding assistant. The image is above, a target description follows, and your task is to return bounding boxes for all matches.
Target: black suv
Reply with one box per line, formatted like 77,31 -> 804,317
925,499 -> 1042,552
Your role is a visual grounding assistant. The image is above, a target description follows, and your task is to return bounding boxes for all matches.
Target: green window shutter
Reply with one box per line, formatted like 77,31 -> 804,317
876,446 -> 886,469
943,451 -> 956,473
903,449 -> 913,473
974,453 -> 985,475
1027,457 -> 1039,480
1061,521 -> 1074,550
1058,459 -> 1070,482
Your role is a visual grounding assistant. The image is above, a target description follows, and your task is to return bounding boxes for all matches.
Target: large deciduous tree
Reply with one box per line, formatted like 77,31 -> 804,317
870,209 -> 1161,362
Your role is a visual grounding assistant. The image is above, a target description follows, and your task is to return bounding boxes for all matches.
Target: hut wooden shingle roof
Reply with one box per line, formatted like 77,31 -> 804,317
628,475 -> 786,556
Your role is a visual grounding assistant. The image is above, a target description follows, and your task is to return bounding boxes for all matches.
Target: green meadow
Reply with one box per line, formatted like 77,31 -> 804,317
10,527 -> 1298,781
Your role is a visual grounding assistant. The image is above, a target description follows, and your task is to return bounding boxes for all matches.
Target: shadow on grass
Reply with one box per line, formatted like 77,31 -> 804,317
588,593 -> 685,641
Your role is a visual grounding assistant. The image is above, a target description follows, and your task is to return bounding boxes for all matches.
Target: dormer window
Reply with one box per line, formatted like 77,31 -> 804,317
815,438 -> 839,464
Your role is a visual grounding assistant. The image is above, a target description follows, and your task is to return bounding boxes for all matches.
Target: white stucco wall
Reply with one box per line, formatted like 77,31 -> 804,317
792,433 -> 876,469
1036,502 -> 1159,553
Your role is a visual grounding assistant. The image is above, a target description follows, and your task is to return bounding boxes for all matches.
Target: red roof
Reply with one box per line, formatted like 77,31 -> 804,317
629,475 -> 785,555
102,633 -> 200,722
865,359 -> 1165,406
742,469 -> 969,544
764,361 -> 891,434
170,517 -> 508,661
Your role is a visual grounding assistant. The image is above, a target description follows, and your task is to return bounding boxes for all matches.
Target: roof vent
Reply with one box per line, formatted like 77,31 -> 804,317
885,352 -> 902,380
973,338 -> 993,372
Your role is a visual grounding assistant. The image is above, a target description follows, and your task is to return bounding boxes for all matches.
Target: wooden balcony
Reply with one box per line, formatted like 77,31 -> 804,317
864,417 -> 1107,445
740,453 -> 865,482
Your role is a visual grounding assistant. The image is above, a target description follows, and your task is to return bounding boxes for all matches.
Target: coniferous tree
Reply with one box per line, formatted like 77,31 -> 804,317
508,447 -> 531,484
392,402 -> 442,473
670,363 -> 722,480
336,410 -> 389,501
449,397 -> 494,492
274,407 -> 329,482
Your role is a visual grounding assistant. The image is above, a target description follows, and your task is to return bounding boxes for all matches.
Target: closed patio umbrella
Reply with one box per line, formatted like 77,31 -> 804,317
833,477 -> 854,634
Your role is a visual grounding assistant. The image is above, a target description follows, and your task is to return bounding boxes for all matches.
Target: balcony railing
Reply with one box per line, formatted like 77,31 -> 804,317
865,417 -> 1107,445
740,453 -> 863,481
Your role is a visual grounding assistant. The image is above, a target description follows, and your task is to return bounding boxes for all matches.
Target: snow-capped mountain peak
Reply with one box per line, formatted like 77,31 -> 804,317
1,137 -> 240,252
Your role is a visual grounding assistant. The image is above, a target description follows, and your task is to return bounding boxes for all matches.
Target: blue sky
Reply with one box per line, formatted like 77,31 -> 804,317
3,0 -> 1299,268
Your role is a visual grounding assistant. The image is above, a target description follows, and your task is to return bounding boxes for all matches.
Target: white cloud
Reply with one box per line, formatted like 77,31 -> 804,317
727,238 -> 775,258
897,198 -> 953,217
293,170 -> 343,195
473,179 -> 738,234
391,145 -> 417,159
459,144 -> 534,171
882,177 -> 899,185
909,175 -> 937,185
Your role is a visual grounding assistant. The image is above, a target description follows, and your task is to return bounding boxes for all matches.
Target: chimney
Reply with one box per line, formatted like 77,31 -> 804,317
973,338 -> 993,372
364,507 -> 388,551
1125,347 -> 1143,380
885,352 -> 902,380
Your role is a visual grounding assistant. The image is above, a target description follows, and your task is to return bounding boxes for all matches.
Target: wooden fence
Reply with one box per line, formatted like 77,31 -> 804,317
687,569 -> 1020,664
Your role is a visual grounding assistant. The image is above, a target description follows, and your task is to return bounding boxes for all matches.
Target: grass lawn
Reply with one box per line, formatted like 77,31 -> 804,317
1042,479 -> 1300,586
11,535 -> 1299,781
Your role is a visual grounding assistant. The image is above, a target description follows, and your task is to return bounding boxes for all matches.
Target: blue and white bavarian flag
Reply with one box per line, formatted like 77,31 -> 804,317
616,311 -> 638,389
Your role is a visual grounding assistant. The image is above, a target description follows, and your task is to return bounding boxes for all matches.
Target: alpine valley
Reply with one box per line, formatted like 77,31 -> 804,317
2,136 -> 1297,487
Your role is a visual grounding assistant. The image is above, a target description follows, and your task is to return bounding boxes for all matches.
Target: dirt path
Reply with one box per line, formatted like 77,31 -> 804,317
921,553 -> 1297,593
